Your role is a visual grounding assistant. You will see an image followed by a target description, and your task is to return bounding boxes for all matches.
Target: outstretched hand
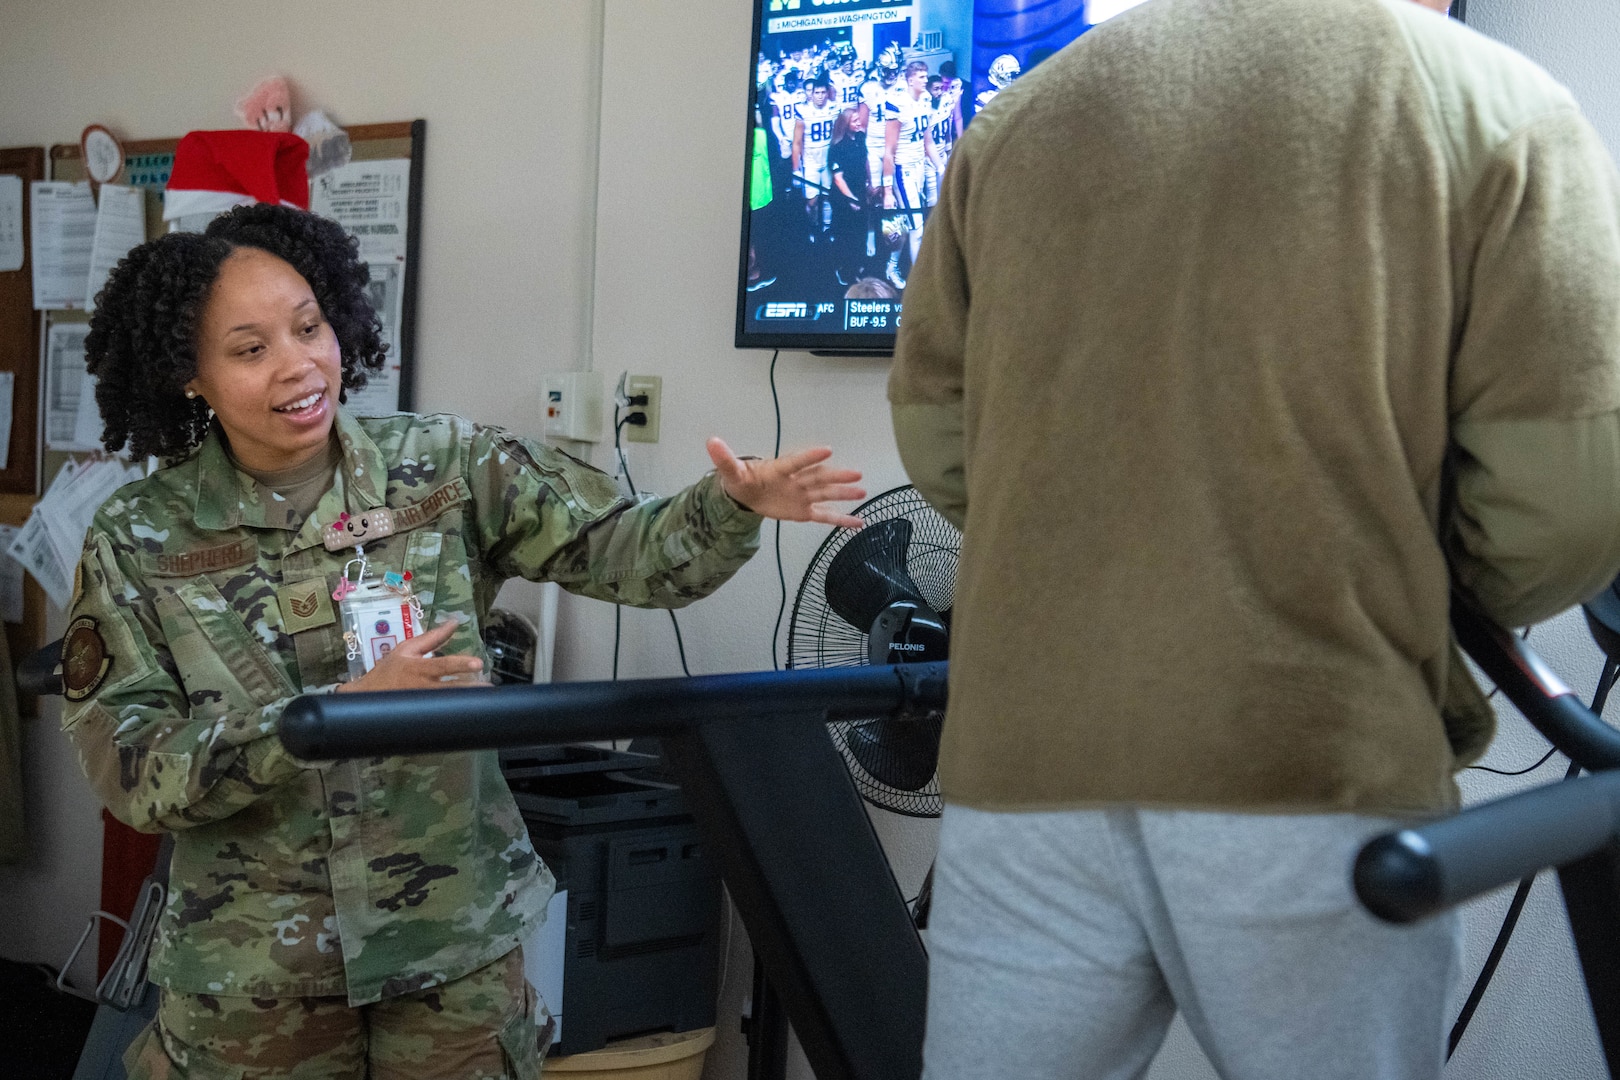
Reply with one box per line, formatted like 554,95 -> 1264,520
707,437 -> 865,529
337,619 -> 485,693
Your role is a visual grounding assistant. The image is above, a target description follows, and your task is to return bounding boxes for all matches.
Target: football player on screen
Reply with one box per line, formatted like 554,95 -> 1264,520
861,48 -> 902,225
830,44 -> 865,109
975,53 -> 1022,113
924,73 -> 961,209
771,70 -> 806,171
882,60 -> 940,290
794,77 -> 841,241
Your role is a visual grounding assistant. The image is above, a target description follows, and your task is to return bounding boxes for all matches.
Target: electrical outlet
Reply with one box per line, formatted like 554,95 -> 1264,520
625,374 -> 662,443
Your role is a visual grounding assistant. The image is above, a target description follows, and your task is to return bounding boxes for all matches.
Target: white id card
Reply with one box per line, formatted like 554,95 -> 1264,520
339,580 -> 420,679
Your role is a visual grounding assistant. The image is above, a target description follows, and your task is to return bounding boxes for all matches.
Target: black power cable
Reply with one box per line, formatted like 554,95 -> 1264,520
1464,629 -> 1553,777
1447,656 -> 1620,1060
611,394 -> 692,678
768,349 -> 786,670
1468,746 -> 1559,778
610,407 -> 637,681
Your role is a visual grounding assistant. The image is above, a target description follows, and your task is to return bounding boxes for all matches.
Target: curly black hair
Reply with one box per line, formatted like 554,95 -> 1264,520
84,203 -> 388,461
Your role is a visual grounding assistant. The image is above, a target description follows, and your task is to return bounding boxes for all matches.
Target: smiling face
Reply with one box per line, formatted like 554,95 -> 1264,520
186,247 -> 342,472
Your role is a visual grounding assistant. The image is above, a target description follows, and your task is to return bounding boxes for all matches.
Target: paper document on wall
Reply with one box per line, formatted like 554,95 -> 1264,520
72,370 -> 103,452
7,462 -> 78,611
0,526 -> 25,624
8,456 -> 143,612
45,322 -> 98,451
0,371 -> 15,471
0,176 -> 23,274
30,181 -> 96,309
8,517 -> 71,611
310,159 -> 409,415
85,184 -> 147,311
40,456 -> 136,578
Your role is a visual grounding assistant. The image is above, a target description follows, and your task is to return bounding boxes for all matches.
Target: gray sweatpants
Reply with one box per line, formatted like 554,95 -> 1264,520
921,805 -> 1461,1080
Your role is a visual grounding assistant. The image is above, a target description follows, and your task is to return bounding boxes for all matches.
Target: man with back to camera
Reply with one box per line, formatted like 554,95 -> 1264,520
889,0 -> 1620,1078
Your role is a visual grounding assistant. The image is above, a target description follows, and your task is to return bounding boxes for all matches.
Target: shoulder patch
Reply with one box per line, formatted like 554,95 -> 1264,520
61,616 -> 113,702
145,540 -> 256,577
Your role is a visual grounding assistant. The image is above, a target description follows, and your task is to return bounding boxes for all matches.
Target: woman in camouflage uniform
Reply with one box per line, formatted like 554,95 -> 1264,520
69,203 -> 863,1079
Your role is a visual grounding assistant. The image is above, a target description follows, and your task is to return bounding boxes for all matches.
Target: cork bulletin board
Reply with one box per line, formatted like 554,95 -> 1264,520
0,146 -> 44,496
43,120 -> 425,486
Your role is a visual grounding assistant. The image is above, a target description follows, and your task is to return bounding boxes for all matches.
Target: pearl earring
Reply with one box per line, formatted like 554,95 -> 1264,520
185,389 -> 197,399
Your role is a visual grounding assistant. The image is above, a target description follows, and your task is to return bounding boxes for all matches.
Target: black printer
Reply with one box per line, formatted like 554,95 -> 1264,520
501,745 -> 720,1056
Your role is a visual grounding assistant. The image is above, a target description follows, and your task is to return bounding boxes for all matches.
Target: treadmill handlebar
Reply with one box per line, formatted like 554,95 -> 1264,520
1355,770 -> 1620,923
1452,592 -> 1620,773
1355,593 -> 1620,923
277,661 -> 949,761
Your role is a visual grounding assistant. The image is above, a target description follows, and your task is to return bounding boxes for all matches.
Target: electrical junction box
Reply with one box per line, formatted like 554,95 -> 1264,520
543,371 -> 604,443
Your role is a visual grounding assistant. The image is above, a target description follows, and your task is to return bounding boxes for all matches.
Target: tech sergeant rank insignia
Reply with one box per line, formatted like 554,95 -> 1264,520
61,616 -> 113,702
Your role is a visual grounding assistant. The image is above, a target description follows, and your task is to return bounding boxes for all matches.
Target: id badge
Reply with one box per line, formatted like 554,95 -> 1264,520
332,544 -> 423,681
339,581 -> 420,678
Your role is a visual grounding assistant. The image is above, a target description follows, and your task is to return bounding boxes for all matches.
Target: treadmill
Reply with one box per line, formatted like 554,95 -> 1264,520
45,591 -> 1611,1080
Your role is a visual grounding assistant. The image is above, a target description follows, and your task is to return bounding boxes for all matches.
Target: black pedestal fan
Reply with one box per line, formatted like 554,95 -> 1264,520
786,486 -> 959,818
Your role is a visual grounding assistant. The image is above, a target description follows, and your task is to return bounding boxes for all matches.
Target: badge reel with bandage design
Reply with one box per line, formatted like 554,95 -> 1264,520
328,512 -> 424,681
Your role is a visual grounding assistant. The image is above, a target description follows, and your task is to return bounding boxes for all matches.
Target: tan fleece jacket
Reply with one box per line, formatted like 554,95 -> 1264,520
889,0 -> 1620,814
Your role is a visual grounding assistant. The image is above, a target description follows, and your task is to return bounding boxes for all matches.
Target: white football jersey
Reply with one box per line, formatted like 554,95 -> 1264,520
771,89 -> 806,150
861,78 -> 888,114
930,94 -> 958,153
830,68 -> 864,109
796,99 -> 841,155
885,88 -> 933,168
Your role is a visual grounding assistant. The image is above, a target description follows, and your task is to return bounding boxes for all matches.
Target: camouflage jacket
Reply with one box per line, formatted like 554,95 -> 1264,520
62,409 -> 761,1005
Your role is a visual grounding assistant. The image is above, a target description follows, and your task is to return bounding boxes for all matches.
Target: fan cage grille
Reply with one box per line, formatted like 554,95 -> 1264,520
787,486 -> 958,818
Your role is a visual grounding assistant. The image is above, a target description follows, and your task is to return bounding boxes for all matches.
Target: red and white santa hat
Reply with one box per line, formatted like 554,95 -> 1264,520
161,130 -> 309,222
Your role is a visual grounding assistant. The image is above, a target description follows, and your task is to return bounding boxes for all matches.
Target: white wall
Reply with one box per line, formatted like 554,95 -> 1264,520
2,1 -> 1619,1078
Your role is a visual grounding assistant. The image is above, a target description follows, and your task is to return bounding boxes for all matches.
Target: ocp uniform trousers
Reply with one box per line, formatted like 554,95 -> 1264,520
123,946 -> 548,1080
921,805 -> 1461,1080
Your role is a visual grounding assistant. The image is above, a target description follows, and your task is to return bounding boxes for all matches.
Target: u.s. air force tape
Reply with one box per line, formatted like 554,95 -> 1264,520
62,616 -> 113,702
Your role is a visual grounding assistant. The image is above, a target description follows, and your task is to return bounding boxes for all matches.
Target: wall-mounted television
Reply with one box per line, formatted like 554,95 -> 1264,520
734,0 -> 1465,355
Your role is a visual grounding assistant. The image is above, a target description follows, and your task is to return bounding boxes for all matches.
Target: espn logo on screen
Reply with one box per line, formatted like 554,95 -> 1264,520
760,302 -> 809,319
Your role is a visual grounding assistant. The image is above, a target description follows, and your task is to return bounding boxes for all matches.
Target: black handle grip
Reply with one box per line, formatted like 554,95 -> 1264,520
1452,593 -> 1620,772
1354,596 -> 1620,924
278,661 -> 949,760
17,638 -> 62,698
1356,770 -> 1620,922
